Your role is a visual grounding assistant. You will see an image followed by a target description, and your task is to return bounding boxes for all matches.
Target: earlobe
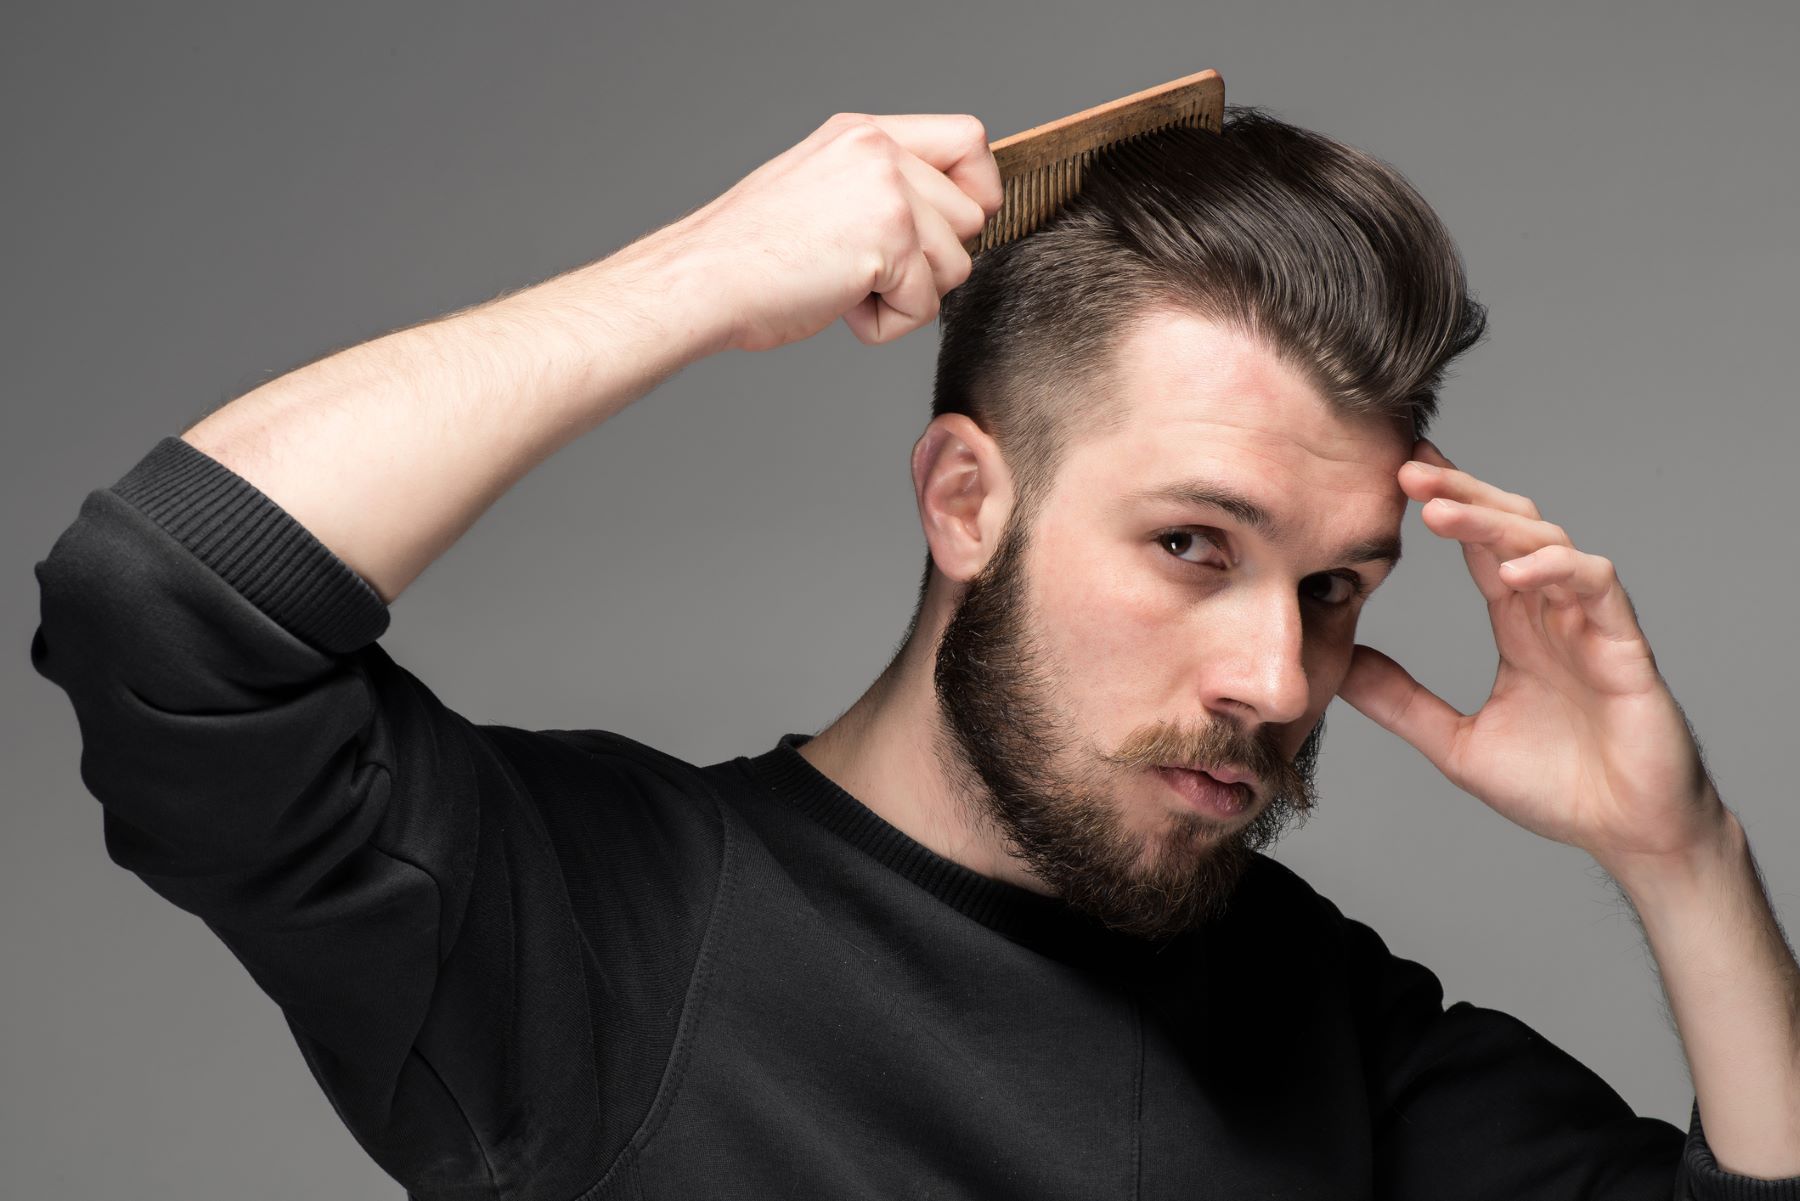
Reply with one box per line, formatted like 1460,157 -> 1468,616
912,415 -> 1008,584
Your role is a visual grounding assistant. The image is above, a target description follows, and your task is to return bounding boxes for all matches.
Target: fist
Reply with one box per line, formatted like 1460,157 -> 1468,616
665,112 -> 1004,352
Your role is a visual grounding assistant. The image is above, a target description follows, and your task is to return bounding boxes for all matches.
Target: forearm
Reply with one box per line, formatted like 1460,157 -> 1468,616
1606,797 -> 1800,1178
181,224 -> 728,604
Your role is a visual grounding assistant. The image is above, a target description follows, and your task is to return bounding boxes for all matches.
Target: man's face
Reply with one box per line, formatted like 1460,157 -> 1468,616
932,308 -> 1411,941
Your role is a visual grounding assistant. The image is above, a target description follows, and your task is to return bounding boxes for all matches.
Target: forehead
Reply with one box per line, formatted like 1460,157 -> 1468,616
1069,307 -> 1411,507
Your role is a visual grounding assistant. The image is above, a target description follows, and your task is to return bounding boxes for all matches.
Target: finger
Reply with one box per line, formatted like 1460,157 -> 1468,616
1398,459 -> 1543,522
843,245 -> 936,343
1415,496 -> 1512,605
1422,497 -> 1574,572
894,147 -> 991,244
1403,439 -> 1518,604
1412,437 -> 1457,471
1335,643 -> 1468,781
842,179 -> 940,344
856,113 -> 1004,219
904,174 -> 976,297
1461,541 -> 1512,606
1498,544 -> 1645,642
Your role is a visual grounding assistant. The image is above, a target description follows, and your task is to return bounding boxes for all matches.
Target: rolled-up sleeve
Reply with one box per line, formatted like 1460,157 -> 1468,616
29,436 -> 606,1200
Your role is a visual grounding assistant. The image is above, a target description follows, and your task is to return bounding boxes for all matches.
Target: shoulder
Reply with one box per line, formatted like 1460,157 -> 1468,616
524,725 -> 714,778
475,722 -> 709,781
1222,853 -> 1398,971
471,722 -> 735,836
1232,852 -> 1342,924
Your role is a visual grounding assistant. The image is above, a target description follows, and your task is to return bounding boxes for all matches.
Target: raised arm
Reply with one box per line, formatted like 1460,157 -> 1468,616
178,110 -> 1003,604
31,111 -> 1000,1198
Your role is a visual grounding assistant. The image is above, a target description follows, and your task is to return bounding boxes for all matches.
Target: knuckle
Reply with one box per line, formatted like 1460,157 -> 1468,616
835,119 -> 889,150
856,247 -> 889,287
873,153 -> 907,193
956,113 -> 989,148
947,248 -> 974,289
812,112 -> 858,143
876,187 -> 916,235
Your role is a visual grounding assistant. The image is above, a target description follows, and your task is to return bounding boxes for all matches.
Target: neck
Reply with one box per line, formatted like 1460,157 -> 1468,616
795,623 -> 1054,896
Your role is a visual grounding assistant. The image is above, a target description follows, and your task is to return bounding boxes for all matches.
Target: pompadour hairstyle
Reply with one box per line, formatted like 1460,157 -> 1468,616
912,103 -> 1487,624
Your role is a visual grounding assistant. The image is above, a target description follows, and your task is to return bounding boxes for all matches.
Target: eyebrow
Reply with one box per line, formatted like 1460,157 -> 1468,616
1123,478 -> 1404,571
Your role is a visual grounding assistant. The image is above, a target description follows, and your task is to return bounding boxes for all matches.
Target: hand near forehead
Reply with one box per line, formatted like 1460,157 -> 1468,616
1333,438 -> 1730,876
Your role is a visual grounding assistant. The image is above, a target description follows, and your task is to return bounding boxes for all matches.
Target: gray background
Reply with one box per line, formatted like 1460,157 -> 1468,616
5,1 -> 1795,1197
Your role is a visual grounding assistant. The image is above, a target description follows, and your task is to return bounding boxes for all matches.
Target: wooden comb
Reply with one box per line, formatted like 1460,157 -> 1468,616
963,68 -> 1225,256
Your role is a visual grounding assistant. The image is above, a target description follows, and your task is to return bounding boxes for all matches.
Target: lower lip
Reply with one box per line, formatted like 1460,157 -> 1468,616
1156,767 -> 1250,819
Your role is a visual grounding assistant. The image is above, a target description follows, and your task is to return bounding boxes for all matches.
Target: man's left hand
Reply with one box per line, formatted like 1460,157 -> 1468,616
1334,437 -> 1732,875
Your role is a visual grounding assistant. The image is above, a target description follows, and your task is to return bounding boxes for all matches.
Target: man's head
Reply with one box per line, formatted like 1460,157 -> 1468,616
905,107 -> 1487,940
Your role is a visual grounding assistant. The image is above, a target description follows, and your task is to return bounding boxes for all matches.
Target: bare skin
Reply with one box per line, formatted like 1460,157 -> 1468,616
179,101 -> 1408,909
798,308 -> 1412,899
165,104 -> 1800,1172
180,112 -> 1002,603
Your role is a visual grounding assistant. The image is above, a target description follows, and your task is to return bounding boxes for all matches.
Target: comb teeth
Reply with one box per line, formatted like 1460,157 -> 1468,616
986,146 -> 1094,253
966,74 -> 1223,256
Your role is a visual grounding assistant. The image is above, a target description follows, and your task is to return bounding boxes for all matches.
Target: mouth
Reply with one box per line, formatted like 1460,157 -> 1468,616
1159,761 -> 1255,787
1154,765 -> 1251,819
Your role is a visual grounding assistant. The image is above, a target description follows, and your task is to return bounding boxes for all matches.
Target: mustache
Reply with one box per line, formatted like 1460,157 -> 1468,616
1105,720 -> 1310,802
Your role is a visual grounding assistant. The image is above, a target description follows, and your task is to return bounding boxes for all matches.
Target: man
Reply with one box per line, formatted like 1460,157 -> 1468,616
30,105 -> 1800,1199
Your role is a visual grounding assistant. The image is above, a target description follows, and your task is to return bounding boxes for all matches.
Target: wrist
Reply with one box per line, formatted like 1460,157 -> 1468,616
470,224 -> 733,433
587,215 -> 739,362
513,220 -> 735,372
1603,801 -> 1746,910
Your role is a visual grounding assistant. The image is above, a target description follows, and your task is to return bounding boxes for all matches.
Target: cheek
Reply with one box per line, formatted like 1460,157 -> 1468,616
1306,615 -> 1359,677
1035,550 -> 1189,713
1300,619 -> 1360,711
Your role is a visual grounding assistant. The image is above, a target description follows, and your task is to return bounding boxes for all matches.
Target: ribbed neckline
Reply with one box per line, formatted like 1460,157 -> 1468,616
735,732 -> 1200,976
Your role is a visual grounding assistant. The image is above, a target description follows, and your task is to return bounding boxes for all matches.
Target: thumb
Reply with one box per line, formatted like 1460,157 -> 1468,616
1336,643 -> 1467,779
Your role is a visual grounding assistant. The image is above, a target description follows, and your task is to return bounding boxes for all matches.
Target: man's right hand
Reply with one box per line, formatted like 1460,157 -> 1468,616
174,112 -> 1003,606
658,112 -> 1004,353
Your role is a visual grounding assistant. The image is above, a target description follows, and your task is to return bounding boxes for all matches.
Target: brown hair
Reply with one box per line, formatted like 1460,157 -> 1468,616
911,104 -> 1487,625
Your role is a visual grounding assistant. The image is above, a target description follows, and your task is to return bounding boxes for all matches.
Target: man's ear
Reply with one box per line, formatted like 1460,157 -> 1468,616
911,414 -> 1012,585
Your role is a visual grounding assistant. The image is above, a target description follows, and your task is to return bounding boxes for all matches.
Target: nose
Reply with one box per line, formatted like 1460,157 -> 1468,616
1201,584 -> 1312,728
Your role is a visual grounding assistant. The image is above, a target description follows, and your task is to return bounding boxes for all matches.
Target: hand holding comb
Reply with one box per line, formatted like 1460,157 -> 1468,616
963,68 -> 1225,257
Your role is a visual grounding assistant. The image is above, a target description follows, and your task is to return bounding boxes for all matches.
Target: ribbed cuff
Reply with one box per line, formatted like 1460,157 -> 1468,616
108,435 -> 390,654
1682,1098 -> 1800,1198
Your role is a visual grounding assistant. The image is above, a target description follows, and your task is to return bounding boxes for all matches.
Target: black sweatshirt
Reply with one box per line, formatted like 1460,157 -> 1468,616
28,435 -> 1800,1201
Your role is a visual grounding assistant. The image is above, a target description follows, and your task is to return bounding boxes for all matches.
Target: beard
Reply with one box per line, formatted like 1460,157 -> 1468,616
931,512 -> 1323,942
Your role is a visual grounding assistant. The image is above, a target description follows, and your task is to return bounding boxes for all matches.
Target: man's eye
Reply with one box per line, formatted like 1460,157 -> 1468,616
1303,573 -> 1367,607
1156,528 -> 1369,608
1157,529 -> 1226,566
